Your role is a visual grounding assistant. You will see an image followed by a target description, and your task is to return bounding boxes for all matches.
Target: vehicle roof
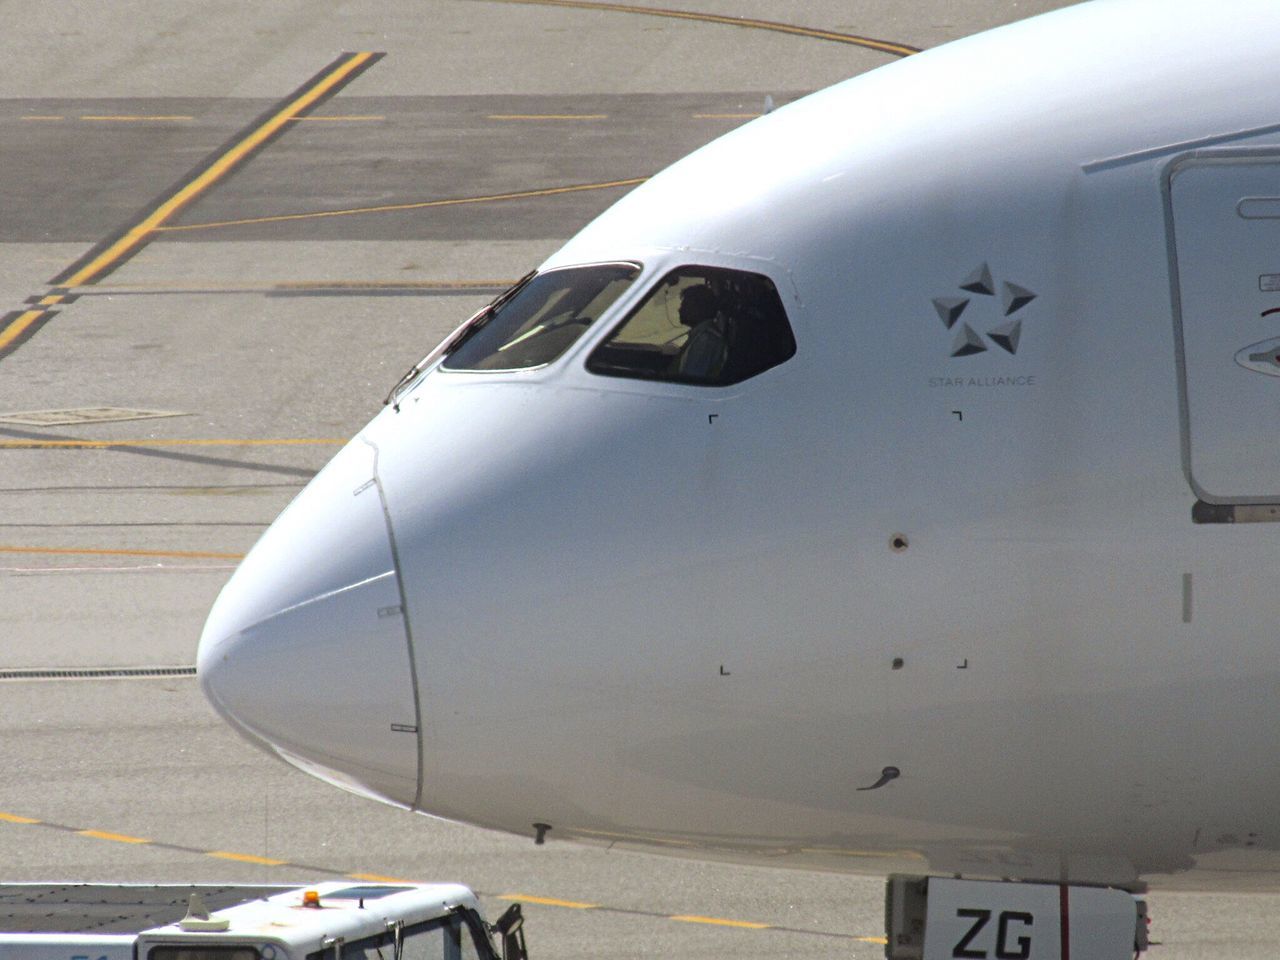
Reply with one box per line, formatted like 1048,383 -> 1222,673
0,885 -> 280,935
144,882 -> 477,942
0,882 -> 477,938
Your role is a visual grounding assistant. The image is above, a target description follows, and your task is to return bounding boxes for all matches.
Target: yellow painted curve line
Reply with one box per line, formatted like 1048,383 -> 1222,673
61,52 -> 378,286
157,178 -> 648,233
0,546 -> 246,560
0,437 -> 345,449
485,0 -> 920,56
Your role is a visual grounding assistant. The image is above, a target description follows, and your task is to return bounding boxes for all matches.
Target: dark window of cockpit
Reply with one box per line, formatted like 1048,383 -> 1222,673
442,263 -> 639,372
585,266 -> 796,386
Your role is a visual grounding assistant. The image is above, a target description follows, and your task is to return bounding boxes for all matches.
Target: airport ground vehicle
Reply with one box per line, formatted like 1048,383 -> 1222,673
0,880 -> 526,960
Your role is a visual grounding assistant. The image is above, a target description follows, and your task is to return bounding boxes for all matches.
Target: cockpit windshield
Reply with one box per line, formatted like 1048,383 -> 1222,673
442,262 -> 640,372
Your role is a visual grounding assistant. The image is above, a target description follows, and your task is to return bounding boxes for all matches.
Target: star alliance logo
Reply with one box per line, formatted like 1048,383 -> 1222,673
932,263 -> 1036,358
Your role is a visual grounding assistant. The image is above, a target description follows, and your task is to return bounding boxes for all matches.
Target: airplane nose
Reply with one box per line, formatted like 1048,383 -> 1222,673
197,437 -> 420,807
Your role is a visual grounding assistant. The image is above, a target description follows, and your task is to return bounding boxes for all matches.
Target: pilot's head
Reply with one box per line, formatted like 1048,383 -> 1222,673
678,284 -> 718,328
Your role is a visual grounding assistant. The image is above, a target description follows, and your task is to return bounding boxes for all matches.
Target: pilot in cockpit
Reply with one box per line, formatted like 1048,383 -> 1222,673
674,283 -> 729,379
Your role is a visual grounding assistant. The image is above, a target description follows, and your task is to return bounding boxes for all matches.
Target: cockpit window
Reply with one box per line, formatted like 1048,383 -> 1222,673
442,263 -> 639,372
585,266 -> 796,386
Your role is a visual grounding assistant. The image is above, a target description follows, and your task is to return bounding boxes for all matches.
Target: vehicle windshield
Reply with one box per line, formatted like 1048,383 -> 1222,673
443,263 -> 640,371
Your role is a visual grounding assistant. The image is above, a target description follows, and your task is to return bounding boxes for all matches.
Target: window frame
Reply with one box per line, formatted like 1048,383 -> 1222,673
304,909 -> 496,960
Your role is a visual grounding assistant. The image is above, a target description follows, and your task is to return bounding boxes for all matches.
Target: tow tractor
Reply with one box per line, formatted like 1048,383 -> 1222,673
0,880 -> 526,960
885,875 -> 1150,960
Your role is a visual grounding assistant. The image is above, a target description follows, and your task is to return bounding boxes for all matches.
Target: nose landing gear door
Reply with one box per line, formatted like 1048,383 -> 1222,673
1169,153 -> 1280,505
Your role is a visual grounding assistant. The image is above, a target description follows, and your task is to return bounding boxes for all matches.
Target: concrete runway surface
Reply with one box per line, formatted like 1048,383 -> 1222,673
2,1 -> 1275,957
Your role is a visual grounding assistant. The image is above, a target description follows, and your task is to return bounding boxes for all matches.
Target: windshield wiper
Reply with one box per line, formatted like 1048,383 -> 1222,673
384,270 -> 536,410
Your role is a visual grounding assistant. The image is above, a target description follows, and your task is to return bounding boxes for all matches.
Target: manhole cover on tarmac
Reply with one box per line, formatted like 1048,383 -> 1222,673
0,407 -> 188,426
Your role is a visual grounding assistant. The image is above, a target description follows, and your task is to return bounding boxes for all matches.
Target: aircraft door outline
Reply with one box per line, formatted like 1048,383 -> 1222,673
1165,150 -> 1280,507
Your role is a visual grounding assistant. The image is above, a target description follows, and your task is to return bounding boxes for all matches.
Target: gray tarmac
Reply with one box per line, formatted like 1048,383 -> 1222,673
2,1 -> 1274,957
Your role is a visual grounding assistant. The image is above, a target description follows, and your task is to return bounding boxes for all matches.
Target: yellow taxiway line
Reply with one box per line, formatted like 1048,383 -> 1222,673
59,52 -> 379,288
671,914 -> 771,929
0,310 -> 47,354
156,177 -> 648,233
498,894 -> 599,909
0,54 -> 383,362
80,115 -> 194,122
0,810 -> 879,942
290,115 -> 386,122
0,546 -> 246,560
488,113 -> 608,120
78,829 -> 150,844
209,850 -> 288,866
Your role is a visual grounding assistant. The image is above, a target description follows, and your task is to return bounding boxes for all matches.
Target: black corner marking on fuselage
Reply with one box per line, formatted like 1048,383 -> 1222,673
857,766 -> 901,791
1193,500 -> 1280,524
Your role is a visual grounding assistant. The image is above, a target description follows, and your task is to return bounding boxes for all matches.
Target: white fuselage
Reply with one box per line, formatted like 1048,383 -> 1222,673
198,0 -> 1280,892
